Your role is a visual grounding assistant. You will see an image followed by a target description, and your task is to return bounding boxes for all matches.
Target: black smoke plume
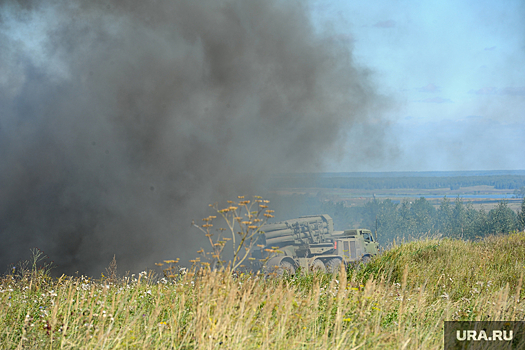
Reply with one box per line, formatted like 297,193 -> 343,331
0,0 -> 391,275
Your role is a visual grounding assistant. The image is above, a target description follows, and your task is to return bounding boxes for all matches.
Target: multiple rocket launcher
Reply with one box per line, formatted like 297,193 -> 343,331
256,214 -> 379,273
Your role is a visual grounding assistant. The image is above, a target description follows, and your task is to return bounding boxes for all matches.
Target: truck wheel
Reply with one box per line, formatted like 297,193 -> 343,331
310,259 -> 326,273
325,258 -> 342,273
278,260 -> 295,276
361,255 -> 371,264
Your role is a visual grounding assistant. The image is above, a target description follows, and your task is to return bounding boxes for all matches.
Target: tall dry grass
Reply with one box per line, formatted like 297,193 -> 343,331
2,232 -> 525,349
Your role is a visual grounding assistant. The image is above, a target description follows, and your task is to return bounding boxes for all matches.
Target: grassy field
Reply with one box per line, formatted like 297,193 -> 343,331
2,232 -> 525,349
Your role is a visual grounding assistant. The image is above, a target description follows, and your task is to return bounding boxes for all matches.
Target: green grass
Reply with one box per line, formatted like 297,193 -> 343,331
2,232 -> 525,349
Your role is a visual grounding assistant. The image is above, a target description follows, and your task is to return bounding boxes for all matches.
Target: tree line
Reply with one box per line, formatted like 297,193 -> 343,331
269,194 -> 525,247
357,197 -> 525,246
269,175 -> 525,190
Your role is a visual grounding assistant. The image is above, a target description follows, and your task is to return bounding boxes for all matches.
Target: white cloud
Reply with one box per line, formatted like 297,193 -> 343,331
373,20 -> 396,28
417,83 -> 440,93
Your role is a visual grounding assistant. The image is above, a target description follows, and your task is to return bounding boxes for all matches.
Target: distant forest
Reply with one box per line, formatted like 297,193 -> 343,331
269,175 -> 525,190
269,195 -> 525,247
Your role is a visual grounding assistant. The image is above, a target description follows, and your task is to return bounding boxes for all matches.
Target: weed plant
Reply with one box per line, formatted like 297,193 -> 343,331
2,232 -> 525,349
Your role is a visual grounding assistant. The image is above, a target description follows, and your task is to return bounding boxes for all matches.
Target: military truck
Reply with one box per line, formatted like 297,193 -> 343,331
250,214 -> 379,274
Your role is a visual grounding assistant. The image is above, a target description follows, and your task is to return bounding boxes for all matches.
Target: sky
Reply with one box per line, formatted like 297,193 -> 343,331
310,0 -> 525,172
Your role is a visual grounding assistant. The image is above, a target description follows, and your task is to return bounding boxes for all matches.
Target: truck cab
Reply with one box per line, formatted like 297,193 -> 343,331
332,229 -> 379,263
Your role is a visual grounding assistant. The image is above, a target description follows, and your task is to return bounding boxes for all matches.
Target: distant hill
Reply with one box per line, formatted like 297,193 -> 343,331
277,170 -> 525,178
269,170 -> 525,190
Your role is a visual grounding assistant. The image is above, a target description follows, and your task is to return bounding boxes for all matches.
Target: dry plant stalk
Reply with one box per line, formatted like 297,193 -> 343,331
193,195 -> 274,271
105,255 -> 118,284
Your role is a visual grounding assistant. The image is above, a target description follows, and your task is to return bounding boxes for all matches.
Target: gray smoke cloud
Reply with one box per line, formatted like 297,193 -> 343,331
0,0 -> 391,275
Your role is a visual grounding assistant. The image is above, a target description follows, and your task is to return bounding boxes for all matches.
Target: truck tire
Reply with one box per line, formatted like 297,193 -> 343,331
310,259 -> 326,273
361,255 -> 371,264
278,260 -> 295,276
325,258 -> 342,273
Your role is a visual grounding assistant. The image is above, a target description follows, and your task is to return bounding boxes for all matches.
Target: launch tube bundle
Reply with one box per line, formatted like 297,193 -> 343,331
261,215 -> 332,246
